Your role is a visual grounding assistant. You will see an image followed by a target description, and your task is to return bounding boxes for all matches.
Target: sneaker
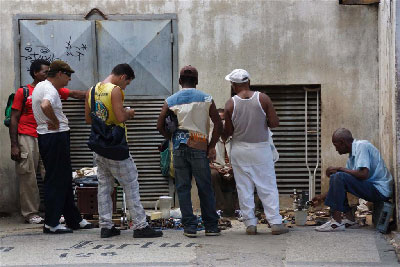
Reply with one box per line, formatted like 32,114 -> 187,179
315,219 -> 345,232
271,224 -> 289,235
133,226 -> 163,238
43,224 -> 73,234
246,225 -> 257,235
205,228 -> 221,236
183,228 -> 197,238
342,219 -> 358,228
79,219 -> 94,229
101,226 -> 121,238
28,215 -> 44,224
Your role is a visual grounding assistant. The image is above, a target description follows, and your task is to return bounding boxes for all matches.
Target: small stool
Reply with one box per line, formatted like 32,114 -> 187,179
373,201 -> 394,233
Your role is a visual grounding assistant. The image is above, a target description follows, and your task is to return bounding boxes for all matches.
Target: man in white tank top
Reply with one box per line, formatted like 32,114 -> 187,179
223,69 -> 288,235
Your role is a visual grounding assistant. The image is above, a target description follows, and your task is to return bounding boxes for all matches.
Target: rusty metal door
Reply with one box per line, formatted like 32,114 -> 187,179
19,20 -> 97,90
95,20 -> 173,96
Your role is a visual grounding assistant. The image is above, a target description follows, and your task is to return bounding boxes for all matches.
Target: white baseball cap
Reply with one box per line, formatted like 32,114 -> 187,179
225,69 -> 250,83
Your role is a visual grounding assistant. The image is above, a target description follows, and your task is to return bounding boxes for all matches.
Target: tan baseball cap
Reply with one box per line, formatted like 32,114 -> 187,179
49,60 -> 75,73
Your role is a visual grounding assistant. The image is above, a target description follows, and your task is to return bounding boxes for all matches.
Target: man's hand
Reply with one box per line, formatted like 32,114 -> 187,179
311,194 -> 326,207
326,166 -> 341,177
207,147 -> 216,162
11,145 -> 21,161
47,120 -> 60,131
126,108 -> 135,119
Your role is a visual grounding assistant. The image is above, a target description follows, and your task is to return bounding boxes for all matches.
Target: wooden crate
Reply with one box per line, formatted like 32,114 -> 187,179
76,187 -> 117,215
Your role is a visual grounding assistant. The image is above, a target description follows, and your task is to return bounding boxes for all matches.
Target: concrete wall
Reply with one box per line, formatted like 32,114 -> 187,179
0,0 -> 381,212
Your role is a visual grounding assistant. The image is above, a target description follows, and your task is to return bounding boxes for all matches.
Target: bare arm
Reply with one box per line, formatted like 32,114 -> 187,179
111,86 -> 134,123
208,100 -> 222,160
223,98 -> 234,138
69,89 -> 87,100
157,102 -> 170,138
259,92 -> 279,128
9,109 -> 21,161
326,166 -> 369,180
40,99 -> 59,130
84,90 -> 91,124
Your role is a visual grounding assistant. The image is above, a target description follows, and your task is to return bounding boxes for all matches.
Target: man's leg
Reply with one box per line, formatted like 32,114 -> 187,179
96,155 -> 118,229
251,163 -> 282,225
189,148 -> 219,231
108,156 -> 148,230
210,168 -> 225,211
16,134 -> 41,221
326,172 -> 388,220
231,164 -> 257,227
39,133 -> 69,227
173,145 -> 197,231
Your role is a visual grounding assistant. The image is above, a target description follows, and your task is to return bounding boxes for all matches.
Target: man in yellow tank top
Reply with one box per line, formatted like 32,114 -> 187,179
84,64 -> 163,239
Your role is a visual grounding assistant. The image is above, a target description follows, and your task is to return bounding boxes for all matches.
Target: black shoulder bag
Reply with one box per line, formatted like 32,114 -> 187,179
87,86 -> 130,161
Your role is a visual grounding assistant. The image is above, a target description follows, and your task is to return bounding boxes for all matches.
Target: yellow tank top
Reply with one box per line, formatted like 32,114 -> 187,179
88,82 -> 125,128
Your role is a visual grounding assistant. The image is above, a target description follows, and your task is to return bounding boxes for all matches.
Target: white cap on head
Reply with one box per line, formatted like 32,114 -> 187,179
225,69 -> 250,83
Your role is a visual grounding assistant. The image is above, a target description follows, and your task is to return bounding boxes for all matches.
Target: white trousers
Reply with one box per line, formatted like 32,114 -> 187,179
231,141 -> 282,226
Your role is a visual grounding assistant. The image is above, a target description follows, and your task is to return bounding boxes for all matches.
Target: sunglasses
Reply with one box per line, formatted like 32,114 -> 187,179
62,71 -> 72,77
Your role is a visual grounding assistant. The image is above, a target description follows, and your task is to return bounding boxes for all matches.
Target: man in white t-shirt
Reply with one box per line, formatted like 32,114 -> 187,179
32,60 -> 92,234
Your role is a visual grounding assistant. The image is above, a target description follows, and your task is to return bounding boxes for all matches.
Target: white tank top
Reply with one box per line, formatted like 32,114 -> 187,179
232,91 -> 269,143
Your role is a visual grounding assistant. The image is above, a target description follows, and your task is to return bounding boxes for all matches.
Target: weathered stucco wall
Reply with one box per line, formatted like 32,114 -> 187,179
0,0 -> 380,212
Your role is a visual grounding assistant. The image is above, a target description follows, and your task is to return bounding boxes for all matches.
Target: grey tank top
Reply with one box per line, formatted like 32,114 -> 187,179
232,91 -> 269,143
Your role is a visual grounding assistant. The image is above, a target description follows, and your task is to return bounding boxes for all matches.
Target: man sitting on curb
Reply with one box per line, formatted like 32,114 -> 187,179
312,128 -> 393,232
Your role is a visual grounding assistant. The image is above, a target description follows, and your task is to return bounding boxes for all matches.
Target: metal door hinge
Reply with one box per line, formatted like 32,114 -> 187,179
170,33 -> 174,43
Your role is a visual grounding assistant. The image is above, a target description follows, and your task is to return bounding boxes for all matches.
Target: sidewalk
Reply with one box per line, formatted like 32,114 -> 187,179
0,214 -> 398,267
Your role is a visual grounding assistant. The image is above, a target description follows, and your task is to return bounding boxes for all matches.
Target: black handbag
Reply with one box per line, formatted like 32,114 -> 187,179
87,85 -> 130,161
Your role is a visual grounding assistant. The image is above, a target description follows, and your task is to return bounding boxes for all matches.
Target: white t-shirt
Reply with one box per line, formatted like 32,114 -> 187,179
32,80 -> 70,134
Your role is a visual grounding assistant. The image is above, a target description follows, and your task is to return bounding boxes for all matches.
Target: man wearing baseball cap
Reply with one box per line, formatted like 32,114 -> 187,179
157,65 -> 222,238
32,60 -> 92,234
223,69 -> 288,235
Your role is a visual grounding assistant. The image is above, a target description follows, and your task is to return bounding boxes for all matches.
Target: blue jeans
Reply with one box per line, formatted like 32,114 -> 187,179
173,144 -> 219,231
325,172 -> 389,212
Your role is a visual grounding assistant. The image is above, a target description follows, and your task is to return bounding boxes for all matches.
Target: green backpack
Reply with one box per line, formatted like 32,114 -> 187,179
4,86 -> 29,127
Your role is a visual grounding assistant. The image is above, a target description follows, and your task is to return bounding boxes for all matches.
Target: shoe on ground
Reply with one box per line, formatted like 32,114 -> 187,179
79,219 -> 94,229
27,215 -> 44,224
342,219 -> 358,229
101,226 -> 121,238
271,224 -> 289,235
315,219 -> 345,232
205,228 -> 221,236
133,226 -> 163,238
43,224 -> 73,234
246,225 -> 257,235
183,228 -> 197,238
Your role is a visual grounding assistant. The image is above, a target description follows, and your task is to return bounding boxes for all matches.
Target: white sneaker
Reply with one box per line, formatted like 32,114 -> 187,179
342,219 -> 358,228
28,215 -> 44,224
315,219 -> 345,232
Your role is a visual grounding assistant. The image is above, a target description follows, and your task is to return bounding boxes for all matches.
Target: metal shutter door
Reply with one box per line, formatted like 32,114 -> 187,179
254,86 -> 321,195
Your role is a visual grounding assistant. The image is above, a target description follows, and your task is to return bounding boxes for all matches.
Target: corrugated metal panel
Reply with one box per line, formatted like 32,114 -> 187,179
63,97 -> 169,208
253,86 -> 321,195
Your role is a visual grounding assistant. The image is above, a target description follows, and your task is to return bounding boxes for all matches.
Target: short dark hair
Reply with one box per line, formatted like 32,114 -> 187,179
29,59 -> 50,79
179,76 -> 197,85
217,108 -> 224,113
111,64 -> 135,80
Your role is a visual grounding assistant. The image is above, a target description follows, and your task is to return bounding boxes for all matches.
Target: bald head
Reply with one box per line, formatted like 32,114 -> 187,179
331,128 -> 353,155
332,128 -> 353,142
